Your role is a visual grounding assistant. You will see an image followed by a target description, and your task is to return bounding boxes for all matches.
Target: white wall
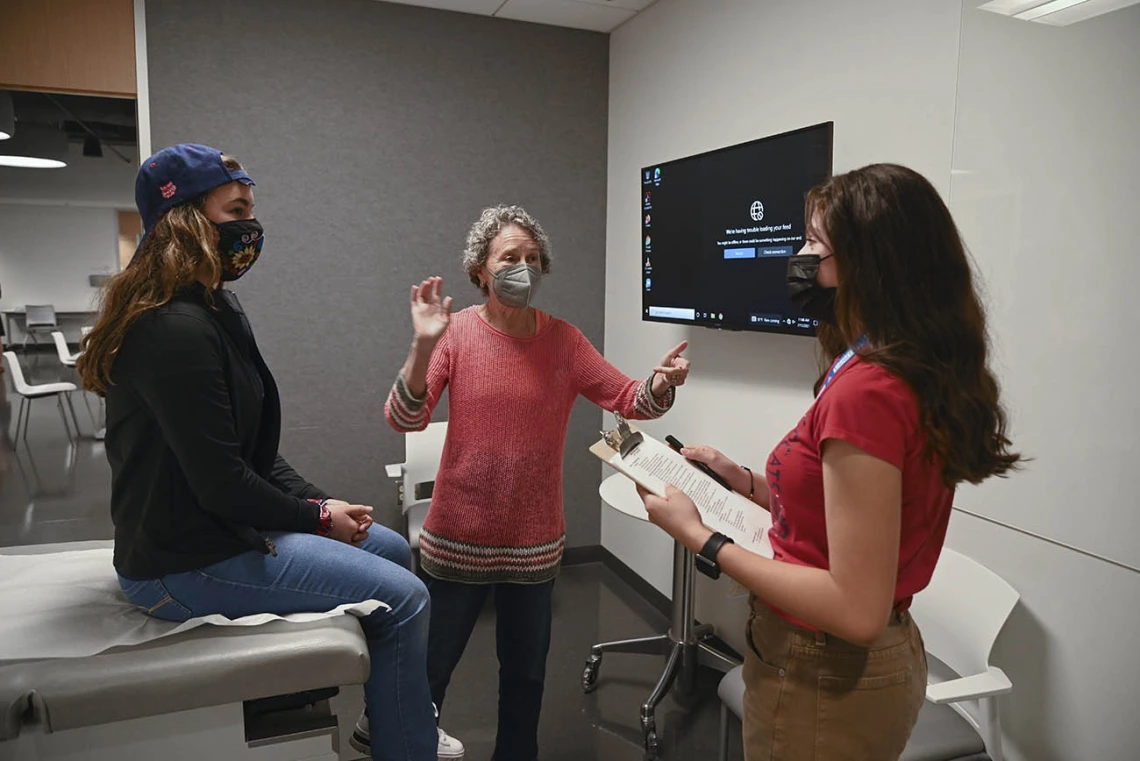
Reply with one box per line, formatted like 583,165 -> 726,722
0,203 -> 116,313
603,1 -> 1140,759
949,3 -> 1140,569
603,0 -> 962,603
0,143 -> 136,341
941,5 -> 1140,760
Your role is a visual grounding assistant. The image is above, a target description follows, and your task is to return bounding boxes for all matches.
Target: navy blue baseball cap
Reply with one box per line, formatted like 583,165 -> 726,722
135,143 -> 255,237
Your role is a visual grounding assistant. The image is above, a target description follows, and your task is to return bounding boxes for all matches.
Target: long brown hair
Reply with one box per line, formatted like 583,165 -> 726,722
806,163 -> 1020,486
77,156 -> 243,393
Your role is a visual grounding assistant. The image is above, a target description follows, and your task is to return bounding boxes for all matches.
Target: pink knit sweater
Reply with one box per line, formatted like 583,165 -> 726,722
385,307 -> 674,583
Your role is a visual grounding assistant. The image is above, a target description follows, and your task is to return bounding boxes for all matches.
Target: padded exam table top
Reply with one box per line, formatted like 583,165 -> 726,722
0,542 -> 369,740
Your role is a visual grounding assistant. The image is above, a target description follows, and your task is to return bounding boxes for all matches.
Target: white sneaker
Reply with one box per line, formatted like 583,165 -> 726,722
436,726 -> 465,759
348,709 -> 465,760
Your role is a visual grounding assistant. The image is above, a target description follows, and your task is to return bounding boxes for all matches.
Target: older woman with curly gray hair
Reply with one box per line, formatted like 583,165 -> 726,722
383,204 -> 690,761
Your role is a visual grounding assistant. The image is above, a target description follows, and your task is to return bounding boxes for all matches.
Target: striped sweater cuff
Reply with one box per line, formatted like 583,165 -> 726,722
388,373 -> 428,430
395,372 -> 426,409
634,374 -> 675,418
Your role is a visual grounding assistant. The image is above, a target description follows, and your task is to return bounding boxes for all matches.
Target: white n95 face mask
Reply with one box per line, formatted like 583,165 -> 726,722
491,263 -> 542,308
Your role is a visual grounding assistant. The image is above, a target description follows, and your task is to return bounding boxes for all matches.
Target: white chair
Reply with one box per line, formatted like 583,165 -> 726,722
21,304 -> 58,350
386,421 -> 448,568
906,547 -> 1018,761
52,329 -> 100,432
716,547 -> 1018,761
51,331 -> 79,367
77,326 -> 105,439
3,351 -> 80,443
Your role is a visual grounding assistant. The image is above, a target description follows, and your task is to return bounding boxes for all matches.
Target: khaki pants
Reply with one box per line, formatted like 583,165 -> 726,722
742,599 -> 927,761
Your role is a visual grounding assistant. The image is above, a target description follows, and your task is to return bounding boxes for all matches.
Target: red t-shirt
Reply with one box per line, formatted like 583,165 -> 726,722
766,356 -> 953,622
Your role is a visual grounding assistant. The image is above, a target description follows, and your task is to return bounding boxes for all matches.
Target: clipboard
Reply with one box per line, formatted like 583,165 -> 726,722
589,413 -> 664,496
593,412 -> 645,456
589,412 -> 774,556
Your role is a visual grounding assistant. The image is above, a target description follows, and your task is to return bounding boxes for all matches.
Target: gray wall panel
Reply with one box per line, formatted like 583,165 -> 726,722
146,0 -> 609,546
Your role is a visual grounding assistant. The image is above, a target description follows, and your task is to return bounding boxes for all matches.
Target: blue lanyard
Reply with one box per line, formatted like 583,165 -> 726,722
817,335 -> 869,399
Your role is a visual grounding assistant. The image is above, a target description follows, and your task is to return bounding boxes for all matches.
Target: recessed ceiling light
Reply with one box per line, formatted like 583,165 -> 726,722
978,0 -> 1140,25
1016,0 -> 1094,19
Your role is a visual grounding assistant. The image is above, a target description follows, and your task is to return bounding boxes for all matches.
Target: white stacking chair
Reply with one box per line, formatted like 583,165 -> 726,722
52,329 -> 99,431
77,326 -> 105,439
21,304 -> 58,350
385,421 -> 448,569
906,547 -> 1019,761
716,547 -> 1018,761
3,351 -> 80,443
51,331 -> 79,367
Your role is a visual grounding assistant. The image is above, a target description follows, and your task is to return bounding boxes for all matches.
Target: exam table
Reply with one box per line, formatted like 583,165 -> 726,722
0,541 -> 370,761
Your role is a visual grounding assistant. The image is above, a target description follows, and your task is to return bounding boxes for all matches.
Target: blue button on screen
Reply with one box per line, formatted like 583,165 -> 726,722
723,247 -> 757,260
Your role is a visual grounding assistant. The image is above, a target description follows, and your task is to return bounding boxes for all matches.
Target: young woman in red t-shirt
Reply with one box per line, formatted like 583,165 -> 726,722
640,163 -> 1021,761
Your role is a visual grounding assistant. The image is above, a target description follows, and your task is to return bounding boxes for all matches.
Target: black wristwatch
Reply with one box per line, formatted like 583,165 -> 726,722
695,532 -> 734,580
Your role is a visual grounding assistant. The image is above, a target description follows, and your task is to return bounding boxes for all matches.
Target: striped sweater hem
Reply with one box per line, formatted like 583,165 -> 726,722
419,528 -> 565,584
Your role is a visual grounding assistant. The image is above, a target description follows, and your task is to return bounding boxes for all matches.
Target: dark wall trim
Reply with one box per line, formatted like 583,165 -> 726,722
561,544 -> 607,567
564,544 -> 670,618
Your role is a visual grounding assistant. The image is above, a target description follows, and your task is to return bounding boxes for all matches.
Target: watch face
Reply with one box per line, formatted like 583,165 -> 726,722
695,553 -> 719,579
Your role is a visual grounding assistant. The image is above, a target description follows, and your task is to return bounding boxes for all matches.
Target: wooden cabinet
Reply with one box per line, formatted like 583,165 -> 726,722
117,210 -> 142,270
0,0 -> 136,98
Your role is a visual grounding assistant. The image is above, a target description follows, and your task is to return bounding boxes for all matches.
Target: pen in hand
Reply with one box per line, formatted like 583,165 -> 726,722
665,435 -> 732,491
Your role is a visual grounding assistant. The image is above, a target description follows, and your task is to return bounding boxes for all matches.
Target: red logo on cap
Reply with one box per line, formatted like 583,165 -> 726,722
159,181 -> 177,199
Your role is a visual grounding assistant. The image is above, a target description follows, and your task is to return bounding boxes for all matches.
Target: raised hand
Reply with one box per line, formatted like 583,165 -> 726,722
411,277 -> 452,344
651,340 -> 691,397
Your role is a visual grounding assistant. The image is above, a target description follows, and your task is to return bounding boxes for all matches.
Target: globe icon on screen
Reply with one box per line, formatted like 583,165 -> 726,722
750,201 -> 765,221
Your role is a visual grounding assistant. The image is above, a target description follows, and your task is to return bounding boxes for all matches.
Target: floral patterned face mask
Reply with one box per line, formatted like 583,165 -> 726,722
215,219 -> 264,281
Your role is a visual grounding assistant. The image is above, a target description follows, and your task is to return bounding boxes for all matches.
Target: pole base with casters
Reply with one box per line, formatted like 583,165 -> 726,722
582,542 -> 741,760
582,633 -> 671,693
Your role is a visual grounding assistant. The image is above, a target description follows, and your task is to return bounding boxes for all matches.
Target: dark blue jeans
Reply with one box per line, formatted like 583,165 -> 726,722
118,526 -> 436,761
425,576 -> 555,761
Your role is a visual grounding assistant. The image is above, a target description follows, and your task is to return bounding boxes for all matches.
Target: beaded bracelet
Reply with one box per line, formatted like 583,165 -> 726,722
308,498 -> 333,537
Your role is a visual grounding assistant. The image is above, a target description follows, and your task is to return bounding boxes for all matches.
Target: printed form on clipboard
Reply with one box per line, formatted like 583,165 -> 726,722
590,413 -> 773,558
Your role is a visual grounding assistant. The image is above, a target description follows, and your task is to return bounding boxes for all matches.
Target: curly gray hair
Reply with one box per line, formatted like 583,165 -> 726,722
463,204 -> 553,293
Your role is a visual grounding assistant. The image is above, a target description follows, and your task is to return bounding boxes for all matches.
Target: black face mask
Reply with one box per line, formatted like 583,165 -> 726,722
786,254 -> 836,324
214,219 -> 264,282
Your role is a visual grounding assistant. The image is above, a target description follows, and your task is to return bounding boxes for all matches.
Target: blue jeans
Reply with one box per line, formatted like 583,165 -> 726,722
118,526 -> 436,761
425,576 -> 555,761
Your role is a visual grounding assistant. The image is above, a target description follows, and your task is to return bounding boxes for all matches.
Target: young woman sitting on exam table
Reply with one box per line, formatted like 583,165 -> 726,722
384,204 -> 690,761
78,143 -> 440,761
638,164 -> 1022,761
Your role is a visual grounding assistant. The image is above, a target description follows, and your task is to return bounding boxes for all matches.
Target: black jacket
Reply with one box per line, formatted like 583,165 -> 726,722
107,284 -> 325,578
